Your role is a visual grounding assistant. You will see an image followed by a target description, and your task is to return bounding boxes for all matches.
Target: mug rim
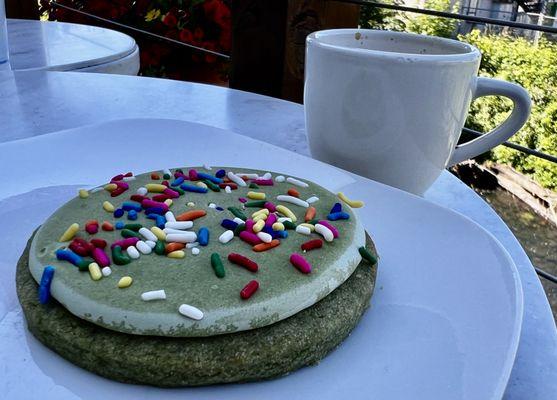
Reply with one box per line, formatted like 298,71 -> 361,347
307,29 -> 481,63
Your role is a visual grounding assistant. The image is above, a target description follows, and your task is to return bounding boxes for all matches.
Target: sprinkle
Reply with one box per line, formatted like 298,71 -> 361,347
219,230 -> 234,244
163,228 -> 189,235
203,164 -> 212,171
359,246 -> 378,264
165,221 -> 194,230
113,208 -> 124,218
91,247 -> 110,267
118,276 -> 133,288
277,195 -> 309,208
227,207 -> 247,221
276,205 -> 297,222
249,183 -> 259,189
306,196 -> 320,204
110,237 -> 139,249
286,177 -> 308,188
192,247 -> 200,255
240,280 -> 259,300
328,211 -> 350,221
176,210 -> 207,221
210,253 -> 226,277
253,239 -> 280,252
330,202 -> 342,214
167,250 -> 186,258
137,187 -> 148,196
142,198 -> 169,212
101,221 -> 114,231
186,202 -> 195,207
227,171 -> 247,187
197,172 -> 222,184
301,239 -> 323,252
253,220 -> 265,233
180,183 -> 207,193
283,220 -> 297,230
239,230 -> 262,245
198,227 -> 210,246
275,175 -> 285,182
127,210 -> 138,220
164,199 -> 173,207
145,240 -> 156,248
69,238 -> 93,256
253,179 -> 273,186
221,219 -> 238,231
186,242 -> 199,249
121,229 -> 140,239
90,238 -> 107,248
216,169 -> 226,178
38,266 -> 55,304
127,246 -> 140,259
154,240 -> 166,255
145,183 -> 167,193
238,197 -> 247,203
299,223 -> 315,232
163,168 -> 172,178
166,232 -> 197,243
233,217 -> 245,225
251,208 -> 269,218
103,201 -> 115,212
101,267 -> 112,277
264,202 -> 277,212
196,181 -> 208,189
165,211 -> 176,222
112,246 -> 131,265
272,222 -> 285,231
225,186 -> 232,194
151,173 -> 160,180
277,217 -> 292,223
104,183 -> 117,192
287,188 -> 300,198
141,290 -> 166,301
163,188 -> 180,198
165,242 -> 185,253
188,169 -> 199,181
122,201 -> 142,212
262,172 -> 272,180
295,225 -> 312,235
234,223 -> 246,237
136,241 -> 152,254
178,304 -> 204,320
59,223 -> 79,242
338,192 -> 365,208
78,189 -> 89,198
228,253 -> 258,272
265,213 -> 277,226
315,223 -> 334,242
171,176 -> 185,187
88,262 -> 102,281
304,207 -> 317,222
255,232 -> 272,243
290,253 -> 312,274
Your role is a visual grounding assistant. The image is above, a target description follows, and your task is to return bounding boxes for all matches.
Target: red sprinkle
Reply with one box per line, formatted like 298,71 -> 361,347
239,230 -> 261,245
240,280 -> 259,299
161,180 -> 169,187
290,253 -> 312,274
130,194 -> 147,203
110,187 -> 126,197
101,221 -> 114,231
301,239 -> 323,252
253,179 -> 273,186
219,182 -> 238,190
228,253 -> 259,272
111,174 -> 124,182
188,169 -> 199,181
90,238 -> 107,249
85,221 -> 99,235
287,188 -> 300,197
69,238 -> 94,256
152,194 -> 170,202
124,172 -> 133,177
151,173 -> 160,180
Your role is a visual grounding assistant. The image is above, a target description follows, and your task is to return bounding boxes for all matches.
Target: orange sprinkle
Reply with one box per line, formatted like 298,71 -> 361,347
287,188 -> 300,198
151,173 -> 160,180
165,242 -> 185,253
101,221 -> 114,231
253,239 -> 280,252
176,209 -> 207,221
305,206 -> 316,222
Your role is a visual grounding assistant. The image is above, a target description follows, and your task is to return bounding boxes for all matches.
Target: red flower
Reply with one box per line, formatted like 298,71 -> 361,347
180,29 -> 193,44
162,12 -> 178,27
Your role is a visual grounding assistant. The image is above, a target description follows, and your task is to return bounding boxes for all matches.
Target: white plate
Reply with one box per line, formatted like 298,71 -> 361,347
0,119 -> 523,400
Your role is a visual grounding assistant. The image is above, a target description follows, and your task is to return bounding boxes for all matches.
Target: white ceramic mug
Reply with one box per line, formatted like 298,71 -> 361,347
304,29 -> 531,195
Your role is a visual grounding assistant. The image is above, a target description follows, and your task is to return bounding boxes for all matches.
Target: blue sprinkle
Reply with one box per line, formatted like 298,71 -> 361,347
39,266 -> 55,304
113,208 -> 124,218
147,214 -> 166,229
275,230 -> 288,239
330,202 -> 342,214
198,227 -> 210,246
221,219 -> 238,230
215,169 -> 226,178
128,210 -> 138,220
144,206 -> 165,215
171,176 -> 185,187
115,221 -> 125,230
180,183 -> 208,193
216,206 -> 224,211
55,249 -> 83,266
327,211 -> 350,221
197,172 -> 223,184
122,201 -> 142,212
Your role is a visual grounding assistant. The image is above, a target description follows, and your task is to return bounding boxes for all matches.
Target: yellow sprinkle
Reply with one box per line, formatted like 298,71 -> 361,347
145,183 -> 167,193
151,226 -> 166,241
167,250 -> 185,259
78,189 -> 89,199
338,192 -> 365,208
59,223 -> 79,242
187,202 -> 195,207
88,262 -> 102,281
104,183 -> 117,192
103,201 -> 115,212
251,208 -> 269,218
272,222 -> 285,231
247,191 -> 266,200
276,205 -> 297,222
253,219 -> 265,233
164,199 -> 173,207
299,223 -> 315,232
253,213 -> 268,223
118,276 -> 133,288
196,181 -> 208,189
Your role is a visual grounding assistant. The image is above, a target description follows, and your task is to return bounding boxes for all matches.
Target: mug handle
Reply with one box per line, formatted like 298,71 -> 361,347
448,77 -> 531,166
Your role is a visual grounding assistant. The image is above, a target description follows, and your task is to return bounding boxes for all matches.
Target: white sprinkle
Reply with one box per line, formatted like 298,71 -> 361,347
296,225 -> 312,235
203,164 -> 212,170
208,203 -> 217,209
101,267 -> 112,277
123,176 -> 136,181
165,221 -> 194,230
127,245 -> 140,259
141,290 -> 166,301
166,232 -> 197,243
163,168 -> 172,176
137,187 -> 148,196
145,240 -> 156,249
196,181 -> 208,189
90,186 -> 103,193
186,242 -> 199,249
225,186 -> 232,194
164,211 -> 176,222
306,196 -> 320,204
139,227 -> 158,242
163,228 -> 192,235
219,230 -> 234,244
257,232 -> 273,243
234,173 -> 259,179
315,223 -> 334,242
227,171 -> 247,187
286,177 -> 309,188
191,247 -> 200,255
178,304 -> 204,320
277,217 -> 292,223
276,195 -> 309,208
262,172 -> 272,180
187,202 -> 195,207
233,217 -> 245,225
136,240 -> 152,255
275,175 -> 285,182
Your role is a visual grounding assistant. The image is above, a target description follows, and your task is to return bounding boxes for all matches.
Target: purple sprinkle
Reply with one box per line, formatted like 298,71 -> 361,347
239,197 -> 247,203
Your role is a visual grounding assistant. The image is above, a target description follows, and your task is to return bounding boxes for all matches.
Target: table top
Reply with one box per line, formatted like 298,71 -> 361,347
7,19 -> 137,71
0,69 -> 556,399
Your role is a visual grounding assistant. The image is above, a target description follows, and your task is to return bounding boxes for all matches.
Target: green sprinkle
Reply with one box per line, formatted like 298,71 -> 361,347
359,246 -> 378,265
155,240 -> 166,255
174,186 -> 185,195
163,173 -> 171,180
112,246 -> 131,265
233,223 -> 246,236
249,182 -> 259,189
244,200 -> 266,208
228,206 -> 247,221
123,223 -> 142,232
77,259 -> 90,271
210,253 -> 225,278
308,218 -> 320,225
283,220 -> 297,230
203,179 -> 221,192
121,229 -> 140,238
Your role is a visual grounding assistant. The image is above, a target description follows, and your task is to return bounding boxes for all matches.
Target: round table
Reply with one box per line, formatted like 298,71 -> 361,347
7,19 -> 139,74
0,69 -> 556,399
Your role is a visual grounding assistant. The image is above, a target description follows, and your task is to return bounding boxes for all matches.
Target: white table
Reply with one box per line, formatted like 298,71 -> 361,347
0,70 -> 556,399
7,19 -> 139,74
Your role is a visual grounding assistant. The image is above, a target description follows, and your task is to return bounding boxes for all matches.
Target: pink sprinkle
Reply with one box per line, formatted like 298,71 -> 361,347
239,197 -> 247,203
264,202 -> 276,212
318,220 -> 339,238
111,174 -> 124,182
163,188 -> 180,198
85,223 -> 99,235
91,247 -> 110,267
290,253 -> 312,274
110,237 -> 139,249
265,213 -> 277,226
113,181 -> 129,190
189,169 -> 199,181
174,171 -> 185,178
253,179 -> 273,186
240,230 -> 262,245
244,219 -> 255,232
141,199 -> 169,212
